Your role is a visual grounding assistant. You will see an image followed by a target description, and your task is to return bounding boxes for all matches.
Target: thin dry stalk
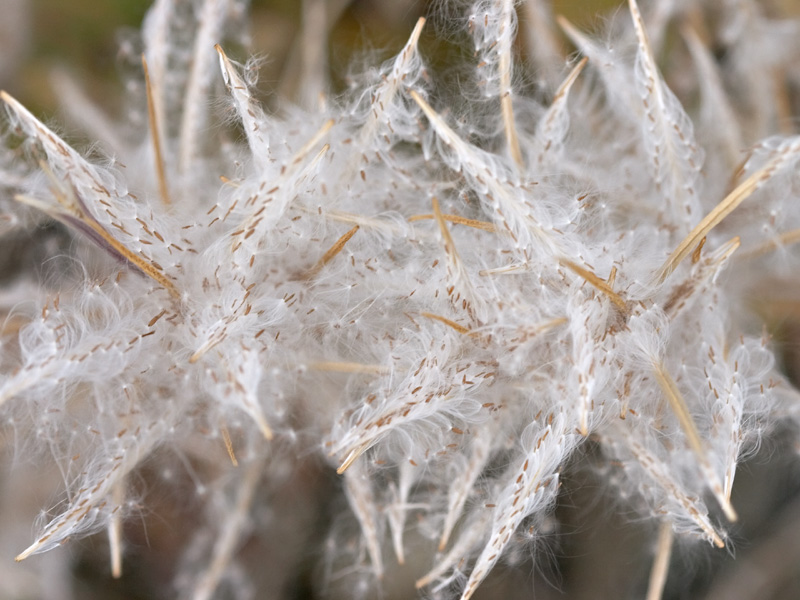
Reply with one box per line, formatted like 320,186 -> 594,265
142,55 -> 171,205
560,258 -> 627,311
498,0 -> 523,168
221,424 -> 238,467
657,140 -> 800,284
420,312 -> 471,335
310,361 -> 390,375
108,480 -> 125,579
646,521 -> 674,600
652,361 -> 737,522
192,459 -> 263,600
306,225 -> 359,278
408,213 -> 497,232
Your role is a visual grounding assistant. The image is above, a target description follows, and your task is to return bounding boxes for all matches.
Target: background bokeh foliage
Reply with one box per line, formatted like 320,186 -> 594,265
15,0 -> 624,117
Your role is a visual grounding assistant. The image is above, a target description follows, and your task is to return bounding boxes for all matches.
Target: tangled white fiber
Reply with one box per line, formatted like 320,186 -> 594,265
3,0 -> 800,598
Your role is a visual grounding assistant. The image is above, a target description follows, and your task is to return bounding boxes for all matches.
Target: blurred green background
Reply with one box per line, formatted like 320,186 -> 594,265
8,0 -> 800,118
8,0 -> 629,118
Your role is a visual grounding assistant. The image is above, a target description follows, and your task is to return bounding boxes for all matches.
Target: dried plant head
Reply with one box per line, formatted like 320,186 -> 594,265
2,1 -> 800,599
